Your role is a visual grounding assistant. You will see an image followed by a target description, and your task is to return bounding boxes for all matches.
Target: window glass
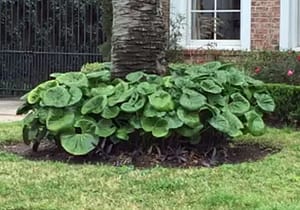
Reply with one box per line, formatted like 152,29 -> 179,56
192,0 -> 214,10
191,13 -> 214,39
217,13 -> 240,39
191,0 -> 241,40
217,0 -> 240,10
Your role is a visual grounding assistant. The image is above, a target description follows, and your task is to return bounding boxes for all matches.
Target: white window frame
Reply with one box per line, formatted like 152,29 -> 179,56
280,0 -> 300,51
170,0 -> 251,50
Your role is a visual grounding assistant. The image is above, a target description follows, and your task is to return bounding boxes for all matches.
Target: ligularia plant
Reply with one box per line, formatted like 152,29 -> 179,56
17,61 -> 275,155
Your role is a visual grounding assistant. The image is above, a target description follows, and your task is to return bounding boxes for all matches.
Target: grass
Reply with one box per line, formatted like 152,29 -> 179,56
0,121 -> 22,144
0,122 -> 300,210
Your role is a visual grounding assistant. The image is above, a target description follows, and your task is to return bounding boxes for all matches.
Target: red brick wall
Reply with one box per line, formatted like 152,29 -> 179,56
251,0 -> 280,50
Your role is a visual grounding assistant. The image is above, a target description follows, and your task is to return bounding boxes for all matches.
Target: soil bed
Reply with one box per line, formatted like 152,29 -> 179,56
1,141 -> 281,168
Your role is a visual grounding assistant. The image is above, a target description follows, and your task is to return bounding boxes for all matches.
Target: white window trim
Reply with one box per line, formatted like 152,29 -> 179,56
170,0 -> 251,50
280,0 -> 300,51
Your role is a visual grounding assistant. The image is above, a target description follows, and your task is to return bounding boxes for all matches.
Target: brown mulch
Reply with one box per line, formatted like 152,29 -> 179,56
1,141 -> 281,168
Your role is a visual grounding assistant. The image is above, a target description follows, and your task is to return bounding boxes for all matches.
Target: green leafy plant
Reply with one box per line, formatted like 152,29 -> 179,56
17,62 -> 275,156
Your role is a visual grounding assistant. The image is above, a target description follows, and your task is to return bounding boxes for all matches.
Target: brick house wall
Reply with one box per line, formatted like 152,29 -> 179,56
251,0 -> 280,50
164,0 -> 281,52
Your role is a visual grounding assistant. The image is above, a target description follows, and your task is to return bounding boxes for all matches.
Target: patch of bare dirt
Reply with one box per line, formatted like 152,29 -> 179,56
1,141 -> 281,168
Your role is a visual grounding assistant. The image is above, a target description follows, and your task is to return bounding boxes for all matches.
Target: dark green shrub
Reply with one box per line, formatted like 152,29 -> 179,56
265,83 -> 300,125
237,51 -> 300,85
17,62 -> 275,156
187,50 -> 300,85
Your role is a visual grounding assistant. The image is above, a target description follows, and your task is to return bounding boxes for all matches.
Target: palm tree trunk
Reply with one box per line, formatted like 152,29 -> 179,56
111,0 -> 167,77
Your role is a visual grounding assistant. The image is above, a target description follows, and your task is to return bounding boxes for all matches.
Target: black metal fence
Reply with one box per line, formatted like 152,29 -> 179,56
0,0 -> 104,96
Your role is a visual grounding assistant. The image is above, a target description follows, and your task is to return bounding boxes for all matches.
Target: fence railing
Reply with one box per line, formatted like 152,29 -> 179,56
0,0 -> 104,96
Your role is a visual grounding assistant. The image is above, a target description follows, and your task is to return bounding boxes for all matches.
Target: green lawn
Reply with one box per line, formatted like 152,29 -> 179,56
0,122 -> 300,210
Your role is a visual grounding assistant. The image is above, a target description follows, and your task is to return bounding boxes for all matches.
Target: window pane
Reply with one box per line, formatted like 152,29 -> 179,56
192,0 -> 214,10
191,13 -> 214,40
217,0 -> 240,10
217,13 -> 240,39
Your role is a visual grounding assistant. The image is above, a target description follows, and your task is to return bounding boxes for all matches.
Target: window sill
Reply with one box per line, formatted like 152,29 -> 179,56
181,40 -> 250,51
182,45 -> 246,51
292,47 -> 300,52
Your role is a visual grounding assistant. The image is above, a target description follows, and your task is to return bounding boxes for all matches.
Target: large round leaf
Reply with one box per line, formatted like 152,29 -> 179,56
141,117 -> 155,132
56,72 -> 89,87
27,80 -> 59,104
121,93 -> 146,113
174,77 -> 196,89
201,61 -> 222,70
91,85 -> 115,97
180,89 -> 206,111
61,134 -> 99,155
42,86 -> 71,108
152,119 -> 169,138
81,62 -> 111,73
214,70 -> 228,84
108,87 -> 135,107
126,71 -> 144,83
143,103 -> 166,117
46,109 -> 75,133
116,128 -> 130,141
86,70 -> 111,81
39,80 -> 59,89
37,108 -> 50,124
137,82 -> 158,95
228,71 -> 246,86
81,95 -> 107,114
200,80 -> 223,94
101,106 -> 120,119
22,124 -> 38,145
177,108 -> 200,128
145,74 -> 163,84
185,66 -> 209,78
115,126 -> 135,141
246,76 -> 264,87
68,86 -> 83,106
148,90 -> 174,111
218,63 -> 235,70
50,72 -> 63,78
202,104 -> 220,116
245,111 -> 265,136
163,76 -> 173,88
228,93 -> 250,114
108,82 -> 134,106
208,114 -> 230,133
164,112 -> 184,129
141,117 -> 169,138
222,110 -> 244,137
177,124 -> 203,137
95,119 -> 116,137
75,118 -> 98,134
28,87 -> 43,104
254,93 -> 275,112
207,94 -> 228,107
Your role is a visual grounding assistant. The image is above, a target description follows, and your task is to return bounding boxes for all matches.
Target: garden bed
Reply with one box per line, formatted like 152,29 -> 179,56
1,140 -> 280,168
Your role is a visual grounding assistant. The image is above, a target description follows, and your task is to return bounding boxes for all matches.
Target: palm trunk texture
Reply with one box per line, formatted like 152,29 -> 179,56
111,0 -> 167,77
